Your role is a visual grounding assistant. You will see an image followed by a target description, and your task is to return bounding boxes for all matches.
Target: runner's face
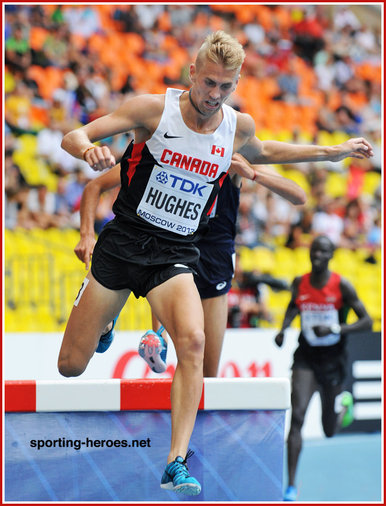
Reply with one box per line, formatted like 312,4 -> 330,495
310,238 -> 333,271
190,60 -> 239,116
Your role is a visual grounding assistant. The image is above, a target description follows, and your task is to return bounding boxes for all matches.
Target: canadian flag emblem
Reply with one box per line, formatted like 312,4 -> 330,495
211,145 -> 225,157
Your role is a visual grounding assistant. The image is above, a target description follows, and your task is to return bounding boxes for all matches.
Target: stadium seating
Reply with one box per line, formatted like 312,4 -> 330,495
5,229 -> 380,332
4,229 -> 153,333
4,5 -> 382,335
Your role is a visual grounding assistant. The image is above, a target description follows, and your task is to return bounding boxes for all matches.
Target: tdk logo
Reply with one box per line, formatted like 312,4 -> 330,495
168,174 -> 207,196
156,171 -> 169,184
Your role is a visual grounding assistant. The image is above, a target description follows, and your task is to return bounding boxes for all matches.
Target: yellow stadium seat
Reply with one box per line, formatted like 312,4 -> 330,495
325,172 -> 348,197
293,247 -> 310,265
331,131 -> 350,145
238,247 -> 255,272
272,247 -> 296,280
251,247 -> 275,273
281,169 -> 310,193
362,171 -> 381,197
256,128 -> 274,141
317,130 -> 333,146
17,133 -> 38,154
268,289 -> 291,310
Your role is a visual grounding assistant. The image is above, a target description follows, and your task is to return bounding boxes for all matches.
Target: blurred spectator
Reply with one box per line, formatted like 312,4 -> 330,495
334,104 -> 362,135
112,6 -> 140,33
365,213 -> 381,263
3,3 -> 381,244
365,125 -> 382,172
84,64 -> 111,114
64,167 -> 89,214
39,24 -> 72,68
5,23 -> 31,73
332,53 -> 355,90
73,65 -> 99,123
315,91 -> 339,133
29,5 -> 47,28
362,81 -> 382,137
306,165 -> 330,208
285,207 -> 314,249
5,80 -> 35,132
4,152 -> 30,229
135,4 -> 165,30
265,190 -> 299,242
55,176 -> 73,219
291,5 -> 325,64
63,6 -> 102,38
36,120 -> 92,177
94,187 -> 120,234
346,158 -> 373,201
26,183 -> 71,229
314,49 -> 336,92
143,26 -> 170,63
311,198 -> 345,247
274,57 -> 300,103
235,191 -> 265,249
50,88 -> 75,127
228,265 -> 270,328
244,20 -> 265,47
51,5 -> 65,26
168,5 -> 196,28
333,6 -> 361,32
228,255 -> 289,328
340,198 -> 369,250
354,23 -> 379,57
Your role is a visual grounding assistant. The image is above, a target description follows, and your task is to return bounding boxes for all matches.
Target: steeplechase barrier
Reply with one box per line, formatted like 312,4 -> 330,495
5,378 -> 290,501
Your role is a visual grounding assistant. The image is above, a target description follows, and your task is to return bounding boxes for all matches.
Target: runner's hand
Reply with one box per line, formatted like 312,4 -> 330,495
330,138 -> 374,161
83,145 -> 116,171
74,235 -> 96,270
274,332 -> 284,347
312,325 -> 331,337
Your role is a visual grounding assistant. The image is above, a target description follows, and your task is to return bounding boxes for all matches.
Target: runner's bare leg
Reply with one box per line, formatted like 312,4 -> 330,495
147,273 -> 204,462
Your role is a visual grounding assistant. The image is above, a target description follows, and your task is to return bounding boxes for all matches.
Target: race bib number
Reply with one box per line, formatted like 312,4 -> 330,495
137,166 -> 213,236
301,309 -> 341,346
74,277 -> 89,307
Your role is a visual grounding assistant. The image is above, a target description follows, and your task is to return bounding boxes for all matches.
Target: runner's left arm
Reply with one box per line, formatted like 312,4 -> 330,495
339,277 -> 373,334
234,112 -> 373,165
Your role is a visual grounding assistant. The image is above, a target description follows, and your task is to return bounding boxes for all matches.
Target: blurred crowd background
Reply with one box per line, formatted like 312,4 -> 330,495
4,4 -> 382,333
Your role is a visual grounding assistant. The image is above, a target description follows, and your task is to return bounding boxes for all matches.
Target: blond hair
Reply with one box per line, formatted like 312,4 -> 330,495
196,31 -> 245,71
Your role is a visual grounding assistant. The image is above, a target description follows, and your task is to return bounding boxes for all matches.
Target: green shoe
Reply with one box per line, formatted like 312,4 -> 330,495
341,391 -> 354,428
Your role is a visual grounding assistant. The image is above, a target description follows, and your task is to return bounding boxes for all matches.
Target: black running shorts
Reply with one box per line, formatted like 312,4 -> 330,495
194,242 -> 235,299
91,219 -> 199,298
292,344 -> 347,388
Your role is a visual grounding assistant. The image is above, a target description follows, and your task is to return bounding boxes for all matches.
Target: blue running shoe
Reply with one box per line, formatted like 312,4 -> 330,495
138,326 -> 167,373
284,485 -> 297,501
160,450 -> 201,495
96,316 -> 118,353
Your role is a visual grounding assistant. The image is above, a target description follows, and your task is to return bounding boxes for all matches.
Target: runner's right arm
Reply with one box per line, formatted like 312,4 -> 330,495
230,153 -> 307,205
75,165 -> 121,270
274,277 -> 301,347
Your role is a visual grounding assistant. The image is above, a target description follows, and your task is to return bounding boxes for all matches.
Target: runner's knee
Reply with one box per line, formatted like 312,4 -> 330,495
58,352 -> 88,377
290,407 -> 306,433
175,328 -> 205,365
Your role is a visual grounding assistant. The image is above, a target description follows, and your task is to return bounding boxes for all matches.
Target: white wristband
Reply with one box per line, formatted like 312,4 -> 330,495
330,323 -> 341,334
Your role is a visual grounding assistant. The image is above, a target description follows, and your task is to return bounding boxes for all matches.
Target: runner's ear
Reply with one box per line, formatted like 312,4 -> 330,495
189,63 -> 196,84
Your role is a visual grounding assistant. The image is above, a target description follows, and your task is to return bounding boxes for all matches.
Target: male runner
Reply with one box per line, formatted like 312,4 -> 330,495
274,235 -> 372,501
59,31 -> 373,495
